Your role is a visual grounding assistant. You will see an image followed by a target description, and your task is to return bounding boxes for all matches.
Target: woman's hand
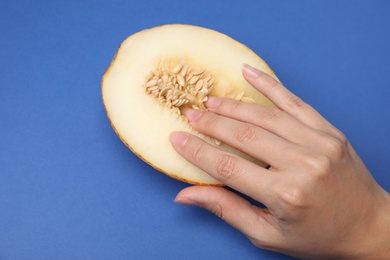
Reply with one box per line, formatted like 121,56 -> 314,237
170,64 -> 390,259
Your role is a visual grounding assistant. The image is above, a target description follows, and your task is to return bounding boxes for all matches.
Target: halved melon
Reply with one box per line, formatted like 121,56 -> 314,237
102,24 -> 278,185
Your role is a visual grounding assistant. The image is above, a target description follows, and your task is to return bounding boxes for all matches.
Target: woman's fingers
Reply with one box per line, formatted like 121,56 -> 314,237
205,97 -> 324,148
174,186 -> 281,249
170,131 -> 276,204
184,109 -> 295,169
242,64 -> 338,136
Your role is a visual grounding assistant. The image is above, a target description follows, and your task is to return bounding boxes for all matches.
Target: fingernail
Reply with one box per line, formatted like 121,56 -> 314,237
242,63 -> 261,78
205,96 -> 222,108
174,197 -> 199,206
170,132 -> 189,148
185,109 -> 203,122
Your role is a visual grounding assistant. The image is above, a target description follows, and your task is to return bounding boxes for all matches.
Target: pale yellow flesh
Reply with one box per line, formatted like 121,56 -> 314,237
102,24 -> 278,185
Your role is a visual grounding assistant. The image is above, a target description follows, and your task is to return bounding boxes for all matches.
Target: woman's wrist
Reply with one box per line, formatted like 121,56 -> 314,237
370,190 -> 390,259
352,188 -> 390,259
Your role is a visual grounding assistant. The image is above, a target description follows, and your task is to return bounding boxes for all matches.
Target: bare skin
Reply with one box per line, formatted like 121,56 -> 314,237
170,64 -> 390,259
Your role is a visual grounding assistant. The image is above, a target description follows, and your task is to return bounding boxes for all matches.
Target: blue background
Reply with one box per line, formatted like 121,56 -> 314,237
1,0 -> 389,259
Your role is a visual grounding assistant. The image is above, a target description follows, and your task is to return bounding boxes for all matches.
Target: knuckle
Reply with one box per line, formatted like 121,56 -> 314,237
266,77 -> 281,91
187,138 -> 207,163
286,188 -> 306,208
198,111 -> 219,129
316,129 -> 349,160
286,95 -> 304,110
207,203 -> 224,219
304,154 -> 332,178
276,183 -> 306,208
324,136 -> 347,159
214,154 -> 240,181
333,129 -> 349,147
227,99 -> 242,114
338,132 -> 349,147
234,124 -> 257,144
256,107 -> 282,125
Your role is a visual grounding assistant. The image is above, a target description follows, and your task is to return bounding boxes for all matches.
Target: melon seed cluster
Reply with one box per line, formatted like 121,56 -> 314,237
144,62 -> 214,115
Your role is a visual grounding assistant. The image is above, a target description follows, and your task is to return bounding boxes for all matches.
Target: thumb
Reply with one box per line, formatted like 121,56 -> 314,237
174,186 -> 278,248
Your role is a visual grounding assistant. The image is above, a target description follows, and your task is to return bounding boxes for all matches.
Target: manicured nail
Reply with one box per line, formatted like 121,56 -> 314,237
205,96 -> 222,108
185,109 -> 203,122
170,132 -> 189,148
242,63 -> 261,78
174,197 -> 199,206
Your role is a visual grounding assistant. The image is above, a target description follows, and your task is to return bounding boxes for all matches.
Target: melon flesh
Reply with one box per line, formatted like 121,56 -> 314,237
102,24 -> 278,185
